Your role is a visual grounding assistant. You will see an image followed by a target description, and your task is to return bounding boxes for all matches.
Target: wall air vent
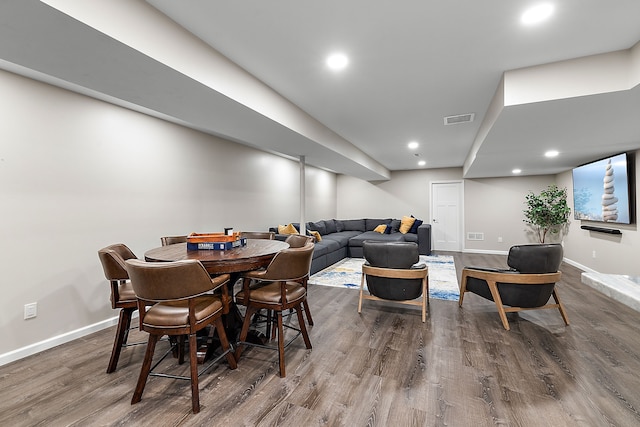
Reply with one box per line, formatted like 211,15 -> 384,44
444,113 -> 475,125
467,232 -> 484,241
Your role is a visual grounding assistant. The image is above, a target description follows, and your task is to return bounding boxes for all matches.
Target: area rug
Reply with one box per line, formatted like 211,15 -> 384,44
309,255 -> 459,301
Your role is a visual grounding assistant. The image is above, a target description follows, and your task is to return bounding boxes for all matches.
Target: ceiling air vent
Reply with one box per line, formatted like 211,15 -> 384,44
444,113 -> 475,125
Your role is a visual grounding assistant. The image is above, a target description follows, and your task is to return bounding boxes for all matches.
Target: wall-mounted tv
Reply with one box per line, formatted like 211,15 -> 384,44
572,152 -> 633,224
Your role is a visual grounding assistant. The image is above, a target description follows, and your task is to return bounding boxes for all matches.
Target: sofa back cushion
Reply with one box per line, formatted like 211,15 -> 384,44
341,219 -> 366,232
365,218 -> 391,231
388,219 -> 401,233
307,221 -> 327,236
324,219 -> 338,234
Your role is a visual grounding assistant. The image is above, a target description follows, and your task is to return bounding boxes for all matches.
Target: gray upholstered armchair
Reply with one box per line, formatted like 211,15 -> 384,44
359,241 -> 429,322
459,243 -> 569,330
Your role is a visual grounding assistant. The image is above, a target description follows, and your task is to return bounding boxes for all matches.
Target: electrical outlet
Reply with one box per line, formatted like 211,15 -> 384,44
592,250 -> 597,259
498,236 -> 503,243
24,302 -> 37,319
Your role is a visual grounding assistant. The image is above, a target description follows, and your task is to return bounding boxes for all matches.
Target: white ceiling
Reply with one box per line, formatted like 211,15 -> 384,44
2,0 -> 639,180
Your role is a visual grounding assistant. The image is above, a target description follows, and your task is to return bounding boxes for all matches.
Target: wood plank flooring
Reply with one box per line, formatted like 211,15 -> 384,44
1,252 -> 639,426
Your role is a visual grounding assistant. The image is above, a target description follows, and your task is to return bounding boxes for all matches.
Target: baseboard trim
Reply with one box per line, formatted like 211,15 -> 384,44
462,248 -> 509,256
0,316 -> 119,367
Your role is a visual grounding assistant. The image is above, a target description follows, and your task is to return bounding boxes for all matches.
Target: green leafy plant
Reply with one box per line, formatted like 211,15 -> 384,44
523,184 -> 571,243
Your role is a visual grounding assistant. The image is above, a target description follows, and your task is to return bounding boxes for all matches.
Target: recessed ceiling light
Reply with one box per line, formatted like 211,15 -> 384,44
408,141 -> 419,150
512,168 -> 522,174
521,3 -> 554,25
326,53 -> 349,71
418,160 -> 426,167
545,150 -> 559,158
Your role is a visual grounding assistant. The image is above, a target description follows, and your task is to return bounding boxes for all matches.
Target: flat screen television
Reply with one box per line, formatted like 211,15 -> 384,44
572,152 -> 633,224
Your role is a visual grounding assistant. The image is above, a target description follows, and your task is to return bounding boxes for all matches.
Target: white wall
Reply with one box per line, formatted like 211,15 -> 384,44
0,69 -> 336,358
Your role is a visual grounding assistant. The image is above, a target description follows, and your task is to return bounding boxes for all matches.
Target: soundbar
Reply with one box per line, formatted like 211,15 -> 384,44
580,225 -> 622,235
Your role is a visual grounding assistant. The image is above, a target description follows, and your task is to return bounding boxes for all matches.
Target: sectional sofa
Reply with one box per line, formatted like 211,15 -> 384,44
270,218 -> 431,275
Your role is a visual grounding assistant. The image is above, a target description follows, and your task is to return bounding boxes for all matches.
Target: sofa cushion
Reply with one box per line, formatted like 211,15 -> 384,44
324,219 -> 338,234
365,218 -> 391,231
403,233 -> 418,243
373,224 -> 387,233
341,219 -> 366,232
311,241 -> 330,257
409,217 -> 424,233
309,230 -> 322,241
320,238 -> 341,253
399,216 -> 416,234
307,220 -> 327,236
335,220 -> 345,232
278,223 -> 299,235
349,231 -> 405,247
322,231 -> 360,247
388,219 -> 401,233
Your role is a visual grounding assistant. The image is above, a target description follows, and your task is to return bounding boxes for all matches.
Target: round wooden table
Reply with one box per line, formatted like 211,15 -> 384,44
144,239 -> 290,358
144,239 -> 289,275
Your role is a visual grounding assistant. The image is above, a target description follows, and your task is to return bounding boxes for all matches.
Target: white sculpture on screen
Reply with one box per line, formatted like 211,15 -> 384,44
602,159 -> 618,222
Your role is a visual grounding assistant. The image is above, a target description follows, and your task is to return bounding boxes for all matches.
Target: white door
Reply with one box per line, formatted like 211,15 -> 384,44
431,181 -> 463,252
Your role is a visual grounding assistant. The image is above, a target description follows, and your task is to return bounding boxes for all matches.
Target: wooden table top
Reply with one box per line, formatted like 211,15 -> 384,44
144,239 -> 289,274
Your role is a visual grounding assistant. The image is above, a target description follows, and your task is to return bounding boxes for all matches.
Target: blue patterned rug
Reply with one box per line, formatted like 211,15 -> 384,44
309,255 -> 459,301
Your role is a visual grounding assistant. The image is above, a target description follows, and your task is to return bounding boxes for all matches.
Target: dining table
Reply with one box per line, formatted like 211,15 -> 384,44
144,239 -> 289,275
144,239 -> 289,361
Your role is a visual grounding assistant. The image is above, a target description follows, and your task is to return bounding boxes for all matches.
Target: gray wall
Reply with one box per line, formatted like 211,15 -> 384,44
2,66 -> 639,362
338,160 -> 640,274
560,164 -> 640,274
0,69 -> 336,358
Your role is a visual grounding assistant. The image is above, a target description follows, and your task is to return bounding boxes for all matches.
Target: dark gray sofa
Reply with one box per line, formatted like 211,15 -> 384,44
270,218 -> 431,275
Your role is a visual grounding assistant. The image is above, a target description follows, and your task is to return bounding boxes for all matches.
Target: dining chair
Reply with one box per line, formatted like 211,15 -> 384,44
240,231 -> 275,240
234,241 -> 314,377
160,235 -> 188,246
98,243 -> 144,373
284,234 -> 315,326
284,233 -> 314,248
125,259 -> 237,414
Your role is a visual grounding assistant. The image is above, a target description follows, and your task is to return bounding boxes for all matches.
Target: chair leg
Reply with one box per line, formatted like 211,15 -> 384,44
302,300 -> 314,326
234,306 -> 256,361
487,281 -> 510,330
421,276 -> 428,323
295,305 -> 312,350
131,333 -> 159,405
177,335 -> 186,364
213,317 -> 237,369
277,311 -> 286,377
552,290 -> 570,325
358,273 -> 365,313
266,309 -> 273,340
107,307 -> 134,373
188,333 -> 200,414
458,275 -> 468,307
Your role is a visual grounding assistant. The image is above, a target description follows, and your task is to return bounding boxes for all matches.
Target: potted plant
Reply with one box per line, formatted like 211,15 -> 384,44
523,184 -> 571,243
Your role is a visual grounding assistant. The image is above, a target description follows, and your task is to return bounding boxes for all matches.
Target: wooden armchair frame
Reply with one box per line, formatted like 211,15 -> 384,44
459,268 -> 569,330
359,264 -> 429,322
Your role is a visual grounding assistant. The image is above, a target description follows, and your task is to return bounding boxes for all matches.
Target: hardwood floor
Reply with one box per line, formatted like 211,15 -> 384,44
1,252 -> 640,426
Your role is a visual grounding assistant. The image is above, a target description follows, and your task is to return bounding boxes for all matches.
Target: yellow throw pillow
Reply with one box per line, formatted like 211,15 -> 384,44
278,223 -> 299,235
399,216 -> 416,234
373,224 -> 387,234
309,230 -> 322,242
